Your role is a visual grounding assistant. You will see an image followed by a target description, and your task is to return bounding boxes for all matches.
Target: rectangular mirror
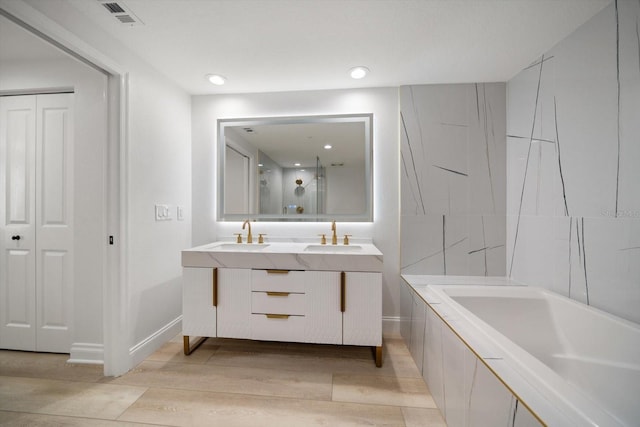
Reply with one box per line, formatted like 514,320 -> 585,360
218,114 -> 372,222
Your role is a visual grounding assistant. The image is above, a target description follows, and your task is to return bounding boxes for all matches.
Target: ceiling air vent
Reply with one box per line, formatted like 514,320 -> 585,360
103,2 -> 125,13
97,0 -> 144,26
116,15 -> 136,24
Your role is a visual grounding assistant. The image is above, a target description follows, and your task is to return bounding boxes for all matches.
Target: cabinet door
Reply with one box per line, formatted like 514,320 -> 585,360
343,272 -> 381,346
182,267 -> 216,337
217,268 -> 251,339
304,271 -> 341,344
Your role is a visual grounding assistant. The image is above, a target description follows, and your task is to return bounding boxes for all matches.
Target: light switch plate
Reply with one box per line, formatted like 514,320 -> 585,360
155,204 -> 171,221
177,206 -> 184,221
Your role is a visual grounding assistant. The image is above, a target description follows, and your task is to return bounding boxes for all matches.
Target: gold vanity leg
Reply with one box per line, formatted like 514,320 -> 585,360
183,335 -> 207,355
374,344 -> 383,367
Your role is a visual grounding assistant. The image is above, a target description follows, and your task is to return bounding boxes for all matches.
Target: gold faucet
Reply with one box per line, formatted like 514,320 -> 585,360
331,220 -> 337,245
242,220 -> 253,243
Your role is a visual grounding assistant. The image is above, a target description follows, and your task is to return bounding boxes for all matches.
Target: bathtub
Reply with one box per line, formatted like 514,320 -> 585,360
423,283 -> 640,427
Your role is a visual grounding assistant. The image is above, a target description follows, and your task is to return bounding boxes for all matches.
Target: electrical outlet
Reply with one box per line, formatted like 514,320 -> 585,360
155,204 -> 171,221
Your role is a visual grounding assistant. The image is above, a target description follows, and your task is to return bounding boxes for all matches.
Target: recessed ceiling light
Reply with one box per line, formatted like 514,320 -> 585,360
258,163 -> 263,167
349,66 -> 369,79
206,74 -> 226,85
294,163 -> 301,167
324,144 -> 332,150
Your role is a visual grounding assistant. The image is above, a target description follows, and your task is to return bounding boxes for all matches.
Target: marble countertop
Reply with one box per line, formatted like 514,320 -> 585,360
182,240 -> 383,272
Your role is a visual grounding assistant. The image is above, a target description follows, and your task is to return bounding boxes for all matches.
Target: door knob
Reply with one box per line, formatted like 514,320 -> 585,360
11,235 -> 21,241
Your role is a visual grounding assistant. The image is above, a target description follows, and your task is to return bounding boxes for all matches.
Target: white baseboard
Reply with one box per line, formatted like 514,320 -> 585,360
383,316 -> 401,338
68,343 -> 104,365
129,315 -> 182,367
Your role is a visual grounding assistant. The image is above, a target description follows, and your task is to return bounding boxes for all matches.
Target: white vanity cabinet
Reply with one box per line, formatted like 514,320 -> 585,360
182,266 -> 382,365
182,241 -> 384,365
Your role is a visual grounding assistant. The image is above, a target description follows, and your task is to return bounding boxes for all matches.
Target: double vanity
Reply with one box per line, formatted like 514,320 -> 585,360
181,237 -> 384,366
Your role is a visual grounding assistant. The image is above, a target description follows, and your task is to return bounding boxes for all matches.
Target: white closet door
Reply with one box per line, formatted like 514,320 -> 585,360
0,94 -> 73,353
35,93 -> 74,353
0,95 -> 37,351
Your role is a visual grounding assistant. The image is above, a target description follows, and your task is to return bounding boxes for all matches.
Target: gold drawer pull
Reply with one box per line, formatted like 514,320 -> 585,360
266,269 -> 290,274
266,292 -> 290,297
266,314 -> 290,319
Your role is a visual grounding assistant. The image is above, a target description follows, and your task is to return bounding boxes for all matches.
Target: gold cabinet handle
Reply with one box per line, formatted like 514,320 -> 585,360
266,314 -> 290,319
212,268 -> 218,307
340,271 -> 346,312
266,292 -> 290,297
266,269 -> 290,274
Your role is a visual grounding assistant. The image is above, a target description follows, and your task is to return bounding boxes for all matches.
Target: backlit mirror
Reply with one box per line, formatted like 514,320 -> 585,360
218,114 -> 372,221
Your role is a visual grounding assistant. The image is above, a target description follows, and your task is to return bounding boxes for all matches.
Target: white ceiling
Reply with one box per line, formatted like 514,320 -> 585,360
3,0 -> 611,95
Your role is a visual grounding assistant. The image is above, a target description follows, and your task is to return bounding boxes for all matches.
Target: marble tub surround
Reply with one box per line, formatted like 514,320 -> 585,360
506,0 -> 640,323
400,83 -> 507,277
182,239 -> 383,272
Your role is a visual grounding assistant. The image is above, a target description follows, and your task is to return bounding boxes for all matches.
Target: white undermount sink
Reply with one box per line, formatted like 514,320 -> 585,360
304,244 -> 363,252
215,243 -> 271,251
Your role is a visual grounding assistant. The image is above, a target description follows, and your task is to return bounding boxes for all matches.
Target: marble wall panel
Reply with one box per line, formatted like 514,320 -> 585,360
401,83 -> 507,277
466,356 -> 515,426
401,213 -> 506,276
507,0 -> 640,323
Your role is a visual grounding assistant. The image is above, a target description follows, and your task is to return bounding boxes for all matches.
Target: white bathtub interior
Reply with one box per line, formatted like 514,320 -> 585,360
437,285 -> 640,427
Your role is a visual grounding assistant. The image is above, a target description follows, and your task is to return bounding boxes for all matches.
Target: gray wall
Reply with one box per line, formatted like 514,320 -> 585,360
400,83 -> 507,276
506,0 -> 640,323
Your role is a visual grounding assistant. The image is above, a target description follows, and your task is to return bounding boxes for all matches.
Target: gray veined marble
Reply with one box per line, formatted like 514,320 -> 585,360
400,83 -> 507,277
182,241 -> 384,272
507,0 -> 640,324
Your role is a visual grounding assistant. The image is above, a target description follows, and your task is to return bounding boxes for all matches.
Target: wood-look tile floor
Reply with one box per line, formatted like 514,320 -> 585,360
0,335 -> 446,426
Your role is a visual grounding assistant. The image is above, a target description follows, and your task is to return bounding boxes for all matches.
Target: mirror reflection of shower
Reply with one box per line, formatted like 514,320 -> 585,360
278,156 -> 326,215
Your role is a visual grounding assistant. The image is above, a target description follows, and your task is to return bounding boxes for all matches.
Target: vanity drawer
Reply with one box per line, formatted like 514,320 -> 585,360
252,291 -> 306,315
251,313 -> 305,342
252,269 -> 306,292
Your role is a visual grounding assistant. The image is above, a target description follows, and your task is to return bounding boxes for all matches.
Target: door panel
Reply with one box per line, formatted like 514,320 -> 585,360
0,96 -> 37,351
41,250 -> 67,328
36,94 -> 73,352
4,250 -> 36,350
41,107 -> 67,224
6,102 -> 34,224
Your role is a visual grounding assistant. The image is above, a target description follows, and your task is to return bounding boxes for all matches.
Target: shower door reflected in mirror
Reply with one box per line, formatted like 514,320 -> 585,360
218,114 -> 372,222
